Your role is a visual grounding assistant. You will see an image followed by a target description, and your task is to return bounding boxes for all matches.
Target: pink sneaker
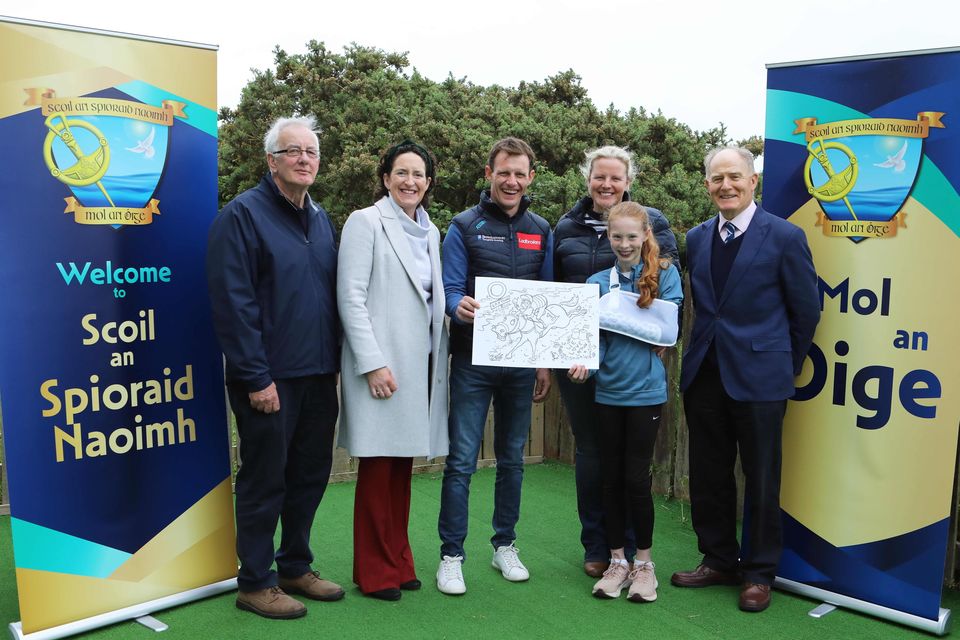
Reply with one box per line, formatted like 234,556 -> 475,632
627,561 -> 658,603
592,561 -> 631,599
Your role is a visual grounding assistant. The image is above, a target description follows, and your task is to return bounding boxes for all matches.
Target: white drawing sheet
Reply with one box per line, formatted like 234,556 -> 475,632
472,277 -> 599,369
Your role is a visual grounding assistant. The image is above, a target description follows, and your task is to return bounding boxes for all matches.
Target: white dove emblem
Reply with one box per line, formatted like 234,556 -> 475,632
874,140 -> 908,173
126,127 -> 156,159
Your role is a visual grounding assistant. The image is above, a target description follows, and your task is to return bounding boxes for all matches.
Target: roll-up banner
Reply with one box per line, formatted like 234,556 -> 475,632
764,48 -> 960,635
0,17 -> 237,639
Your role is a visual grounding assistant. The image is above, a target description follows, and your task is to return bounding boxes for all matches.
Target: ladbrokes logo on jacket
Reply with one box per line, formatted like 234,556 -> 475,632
516,232 -> 542,250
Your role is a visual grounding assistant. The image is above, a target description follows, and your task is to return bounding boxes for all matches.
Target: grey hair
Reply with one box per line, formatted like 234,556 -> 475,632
263,115 -> 319,154
704,146 -> 755,176
579,145 -> 637,182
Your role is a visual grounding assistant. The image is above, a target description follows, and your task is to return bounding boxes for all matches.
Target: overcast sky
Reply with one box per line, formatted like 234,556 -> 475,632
7,1 -> 959,141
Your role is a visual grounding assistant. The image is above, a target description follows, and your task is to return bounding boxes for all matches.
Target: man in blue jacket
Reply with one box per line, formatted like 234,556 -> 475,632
671,147 -> 820,612
207,116 -> 343,619
437,137 -> 553,595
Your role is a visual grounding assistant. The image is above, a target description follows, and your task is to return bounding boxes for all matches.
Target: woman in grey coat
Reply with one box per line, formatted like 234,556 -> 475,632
337,140 -> 449,601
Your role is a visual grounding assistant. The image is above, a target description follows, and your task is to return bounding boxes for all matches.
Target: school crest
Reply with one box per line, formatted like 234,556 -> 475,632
35,87 -> 186,228
794,112 -> 945,241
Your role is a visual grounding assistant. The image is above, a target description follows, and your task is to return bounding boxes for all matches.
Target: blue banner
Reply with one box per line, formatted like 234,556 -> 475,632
764,49 -> 960,623
0,19 -> 236,634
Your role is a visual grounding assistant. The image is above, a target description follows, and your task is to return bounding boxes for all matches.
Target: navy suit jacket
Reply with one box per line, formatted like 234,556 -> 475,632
680,205 -> 820,402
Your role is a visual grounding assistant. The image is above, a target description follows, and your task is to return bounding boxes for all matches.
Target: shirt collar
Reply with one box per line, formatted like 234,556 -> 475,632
716,200 -> 757,238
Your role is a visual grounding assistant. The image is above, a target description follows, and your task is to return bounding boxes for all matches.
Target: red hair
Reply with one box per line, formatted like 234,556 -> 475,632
606,202 -> 669,309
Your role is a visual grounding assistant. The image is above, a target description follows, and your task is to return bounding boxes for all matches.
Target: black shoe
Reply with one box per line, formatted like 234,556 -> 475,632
400,579 -> 422,590
367,588 -> 401,601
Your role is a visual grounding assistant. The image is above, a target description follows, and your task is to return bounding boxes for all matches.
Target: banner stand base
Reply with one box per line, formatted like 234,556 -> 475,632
134,616 -> 168,633
776,577 -> 952,636
809,603 -> 837,618
7,578 -> 236,640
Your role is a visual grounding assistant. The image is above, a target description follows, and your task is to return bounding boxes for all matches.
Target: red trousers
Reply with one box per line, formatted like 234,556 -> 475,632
353,457 -> 417,593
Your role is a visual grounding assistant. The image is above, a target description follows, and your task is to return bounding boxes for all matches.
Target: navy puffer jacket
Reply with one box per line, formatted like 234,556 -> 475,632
553,195 -> 680,284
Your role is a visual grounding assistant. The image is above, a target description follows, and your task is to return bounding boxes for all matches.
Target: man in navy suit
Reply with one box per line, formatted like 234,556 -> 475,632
670,147 -> 820,612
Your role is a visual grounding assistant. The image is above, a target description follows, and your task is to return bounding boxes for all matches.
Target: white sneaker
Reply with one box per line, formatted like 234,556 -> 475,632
492,544 -> 529,581
627,560 -> 658,603
437,555 -> 466,595
592,560 -> 631,599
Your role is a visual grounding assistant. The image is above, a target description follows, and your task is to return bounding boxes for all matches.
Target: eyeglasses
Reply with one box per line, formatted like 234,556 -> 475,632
272,147 -> 320,159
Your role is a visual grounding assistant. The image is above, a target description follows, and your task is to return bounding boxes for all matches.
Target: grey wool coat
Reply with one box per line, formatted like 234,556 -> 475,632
336,197 -> 449,459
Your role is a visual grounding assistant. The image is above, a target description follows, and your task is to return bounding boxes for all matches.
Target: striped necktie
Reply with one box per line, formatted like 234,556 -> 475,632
722,221 -> 737,244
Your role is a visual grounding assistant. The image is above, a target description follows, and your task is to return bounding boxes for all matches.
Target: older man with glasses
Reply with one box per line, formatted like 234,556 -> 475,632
207,115 -> 343,619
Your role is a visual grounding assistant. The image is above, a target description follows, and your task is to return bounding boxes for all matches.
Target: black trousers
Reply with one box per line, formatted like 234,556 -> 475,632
596,403 -> 662,552
683,362 -> 786,585
228,374 -> 338,592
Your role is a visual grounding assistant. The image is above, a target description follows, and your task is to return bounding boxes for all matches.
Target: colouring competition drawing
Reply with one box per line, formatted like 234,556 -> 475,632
473,277 -> 599,368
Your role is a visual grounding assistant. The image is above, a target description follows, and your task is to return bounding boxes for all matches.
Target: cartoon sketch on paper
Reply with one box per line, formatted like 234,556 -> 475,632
473,277 -> 599,368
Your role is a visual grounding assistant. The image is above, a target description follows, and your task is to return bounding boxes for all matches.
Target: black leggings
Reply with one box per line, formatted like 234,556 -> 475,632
596,403 -> 662,551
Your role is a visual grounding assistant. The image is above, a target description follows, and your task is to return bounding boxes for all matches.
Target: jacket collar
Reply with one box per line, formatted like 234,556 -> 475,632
479,189 -> 531,222
261,172 -> 315,214
717,205 -> 769,306
565,191 -> 632,225
613,261 -> 644,281
374,196 -> 428,305
701,204 -> 772,309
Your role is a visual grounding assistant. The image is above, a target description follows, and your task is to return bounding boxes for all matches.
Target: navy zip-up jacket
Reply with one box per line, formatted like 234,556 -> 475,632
207,173 -> 340,391
443,190 -> 554,355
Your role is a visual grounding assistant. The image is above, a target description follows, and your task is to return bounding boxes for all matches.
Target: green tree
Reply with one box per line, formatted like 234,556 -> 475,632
218,41 -> 758,238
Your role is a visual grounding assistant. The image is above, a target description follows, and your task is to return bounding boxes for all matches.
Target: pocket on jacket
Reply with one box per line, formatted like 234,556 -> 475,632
751,336 -> 790,351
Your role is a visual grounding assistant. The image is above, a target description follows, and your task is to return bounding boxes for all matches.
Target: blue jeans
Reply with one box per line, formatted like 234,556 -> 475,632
555,374 -> 636,562
438,353 -> 535,561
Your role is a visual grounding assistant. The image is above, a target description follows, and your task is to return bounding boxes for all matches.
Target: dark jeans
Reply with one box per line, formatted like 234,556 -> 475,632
597,403 -> 661,551
683,362 -> 786,585
229,374 -> 338,592
438,354 -> 535,561
555,375 -> 636,562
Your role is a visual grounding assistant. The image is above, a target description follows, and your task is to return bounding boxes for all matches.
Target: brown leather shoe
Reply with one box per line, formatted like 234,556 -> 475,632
236,586 -> 307,619
584,561 -> 609,578
670,564 -> 741,588
739,582 -> 772,612
279,571 -> 345,601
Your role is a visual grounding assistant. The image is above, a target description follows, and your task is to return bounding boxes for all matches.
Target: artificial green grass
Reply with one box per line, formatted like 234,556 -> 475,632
0,462 -> 953,639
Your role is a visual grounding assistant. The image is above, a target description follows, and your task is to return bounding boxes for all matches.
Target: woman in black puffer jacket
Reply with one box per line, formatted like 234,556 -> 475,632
553,145 -> 679,578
